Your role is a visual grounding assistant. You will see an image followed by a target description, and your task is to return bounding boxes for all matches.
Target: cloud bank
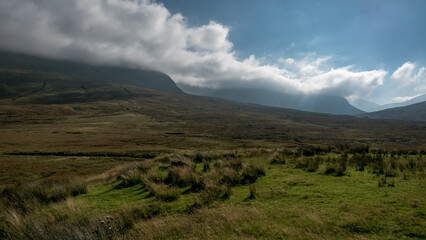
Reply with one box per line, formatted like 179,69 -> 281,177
392,62 -> 425,92
0,0 -> 388,98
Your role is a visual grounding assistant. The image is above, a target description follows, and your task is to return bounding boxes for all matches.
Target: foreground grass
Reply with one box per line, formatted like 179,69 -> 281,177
1,150 -> 425,239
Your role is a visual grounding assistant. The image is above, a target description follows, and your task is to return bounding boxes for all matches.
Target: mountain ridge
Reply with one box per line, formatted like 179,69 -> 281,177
358,101 -> 426,122
180,84 -> 364,116
0,51 -> 183,100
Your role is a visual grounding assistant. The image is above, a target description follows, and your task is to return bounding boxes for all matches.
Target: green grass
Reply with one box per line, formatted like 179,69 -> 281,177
50,152 -> 423,239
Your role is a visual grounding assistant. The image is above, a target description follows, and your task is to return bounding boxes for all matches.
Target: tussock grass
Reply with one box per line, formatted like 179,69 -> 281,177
145,182 -> 180,202
1,178 -> 87,212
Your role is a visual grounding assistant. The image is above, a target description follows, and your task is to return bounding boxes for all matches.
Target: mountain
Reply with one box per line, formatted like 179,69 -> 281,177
359,101 -> 426,122
349,99 -> 381,112
0,51 -> 183,103
180,85 -> 364,115
370,94 -> 426,112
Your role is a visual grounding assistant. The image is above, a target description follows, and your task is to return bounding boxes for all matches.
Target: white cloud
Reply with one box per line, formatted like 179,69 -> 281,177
391,62 -> 426,95
391,62 -> 424,84
0,0 -> 387,98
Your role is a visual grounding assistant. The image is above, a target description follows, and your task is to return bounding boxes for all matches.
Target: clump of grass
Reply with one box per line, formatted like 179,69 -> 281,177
137,161 -> 155,173
221,167 -> 242,186
269,155 -> 286,165
1,178 -> 87,211
203,162 -> 211,172
197,180 -> 231,206
67,178 -> 88,197
115,169 -> 144,189
369,154 -> 385,176
241,163 -> 265,184
165,166 -> 204,192
306,156 -> 321,172
145,182 -> 180,202
145,169 -> 164,183
324,155 -> 347,176
247,184 -> 256,200
378,177 -> 395,187
350,153 -> 369,171
169,154 -> 193,168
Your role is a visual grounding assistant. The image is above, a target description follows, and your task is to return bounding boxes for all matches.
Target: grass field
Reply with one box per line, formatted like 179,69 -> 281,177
1,87 -> 425,239
1,149 -> 425,239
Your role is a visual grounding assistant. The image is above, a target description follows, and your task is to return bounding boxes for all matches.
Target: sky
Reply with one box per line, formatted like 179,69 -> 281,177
0,0 -> 425,105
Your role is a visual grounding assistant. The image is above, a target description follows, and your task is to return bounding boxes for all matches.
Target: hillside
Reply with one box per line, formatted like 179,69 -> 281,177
350,98 -> 381,112
180,85 -> 364,115
359,101 -> 426,122
370,94 -> 426,112
0,51 -> 183,102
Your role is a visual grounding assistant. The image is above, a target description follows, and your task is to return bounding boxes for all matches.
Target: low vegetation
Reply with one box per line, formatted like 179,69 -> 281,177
0,147 -> 424,239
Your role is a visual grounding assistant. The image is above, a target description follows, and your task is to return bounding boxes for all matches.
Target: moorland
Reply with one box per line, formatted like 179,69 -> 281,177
0,52 -> 425,239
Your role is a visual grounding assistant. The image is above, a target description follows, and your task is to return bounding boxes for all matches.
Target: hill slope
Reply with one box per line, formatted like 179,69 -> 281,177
0,51 -> 183,102
369,94 -> 426,112
350,98 -> 381,112
359,101 -> 426,122
181,85 -> 364,115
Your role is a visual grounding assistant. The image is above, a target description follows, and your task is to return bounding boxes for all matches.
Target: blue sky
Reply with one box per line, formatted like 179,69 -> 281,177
1,0 -> 425,105
161,0 -> 426,104
162,0 -> 426,69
